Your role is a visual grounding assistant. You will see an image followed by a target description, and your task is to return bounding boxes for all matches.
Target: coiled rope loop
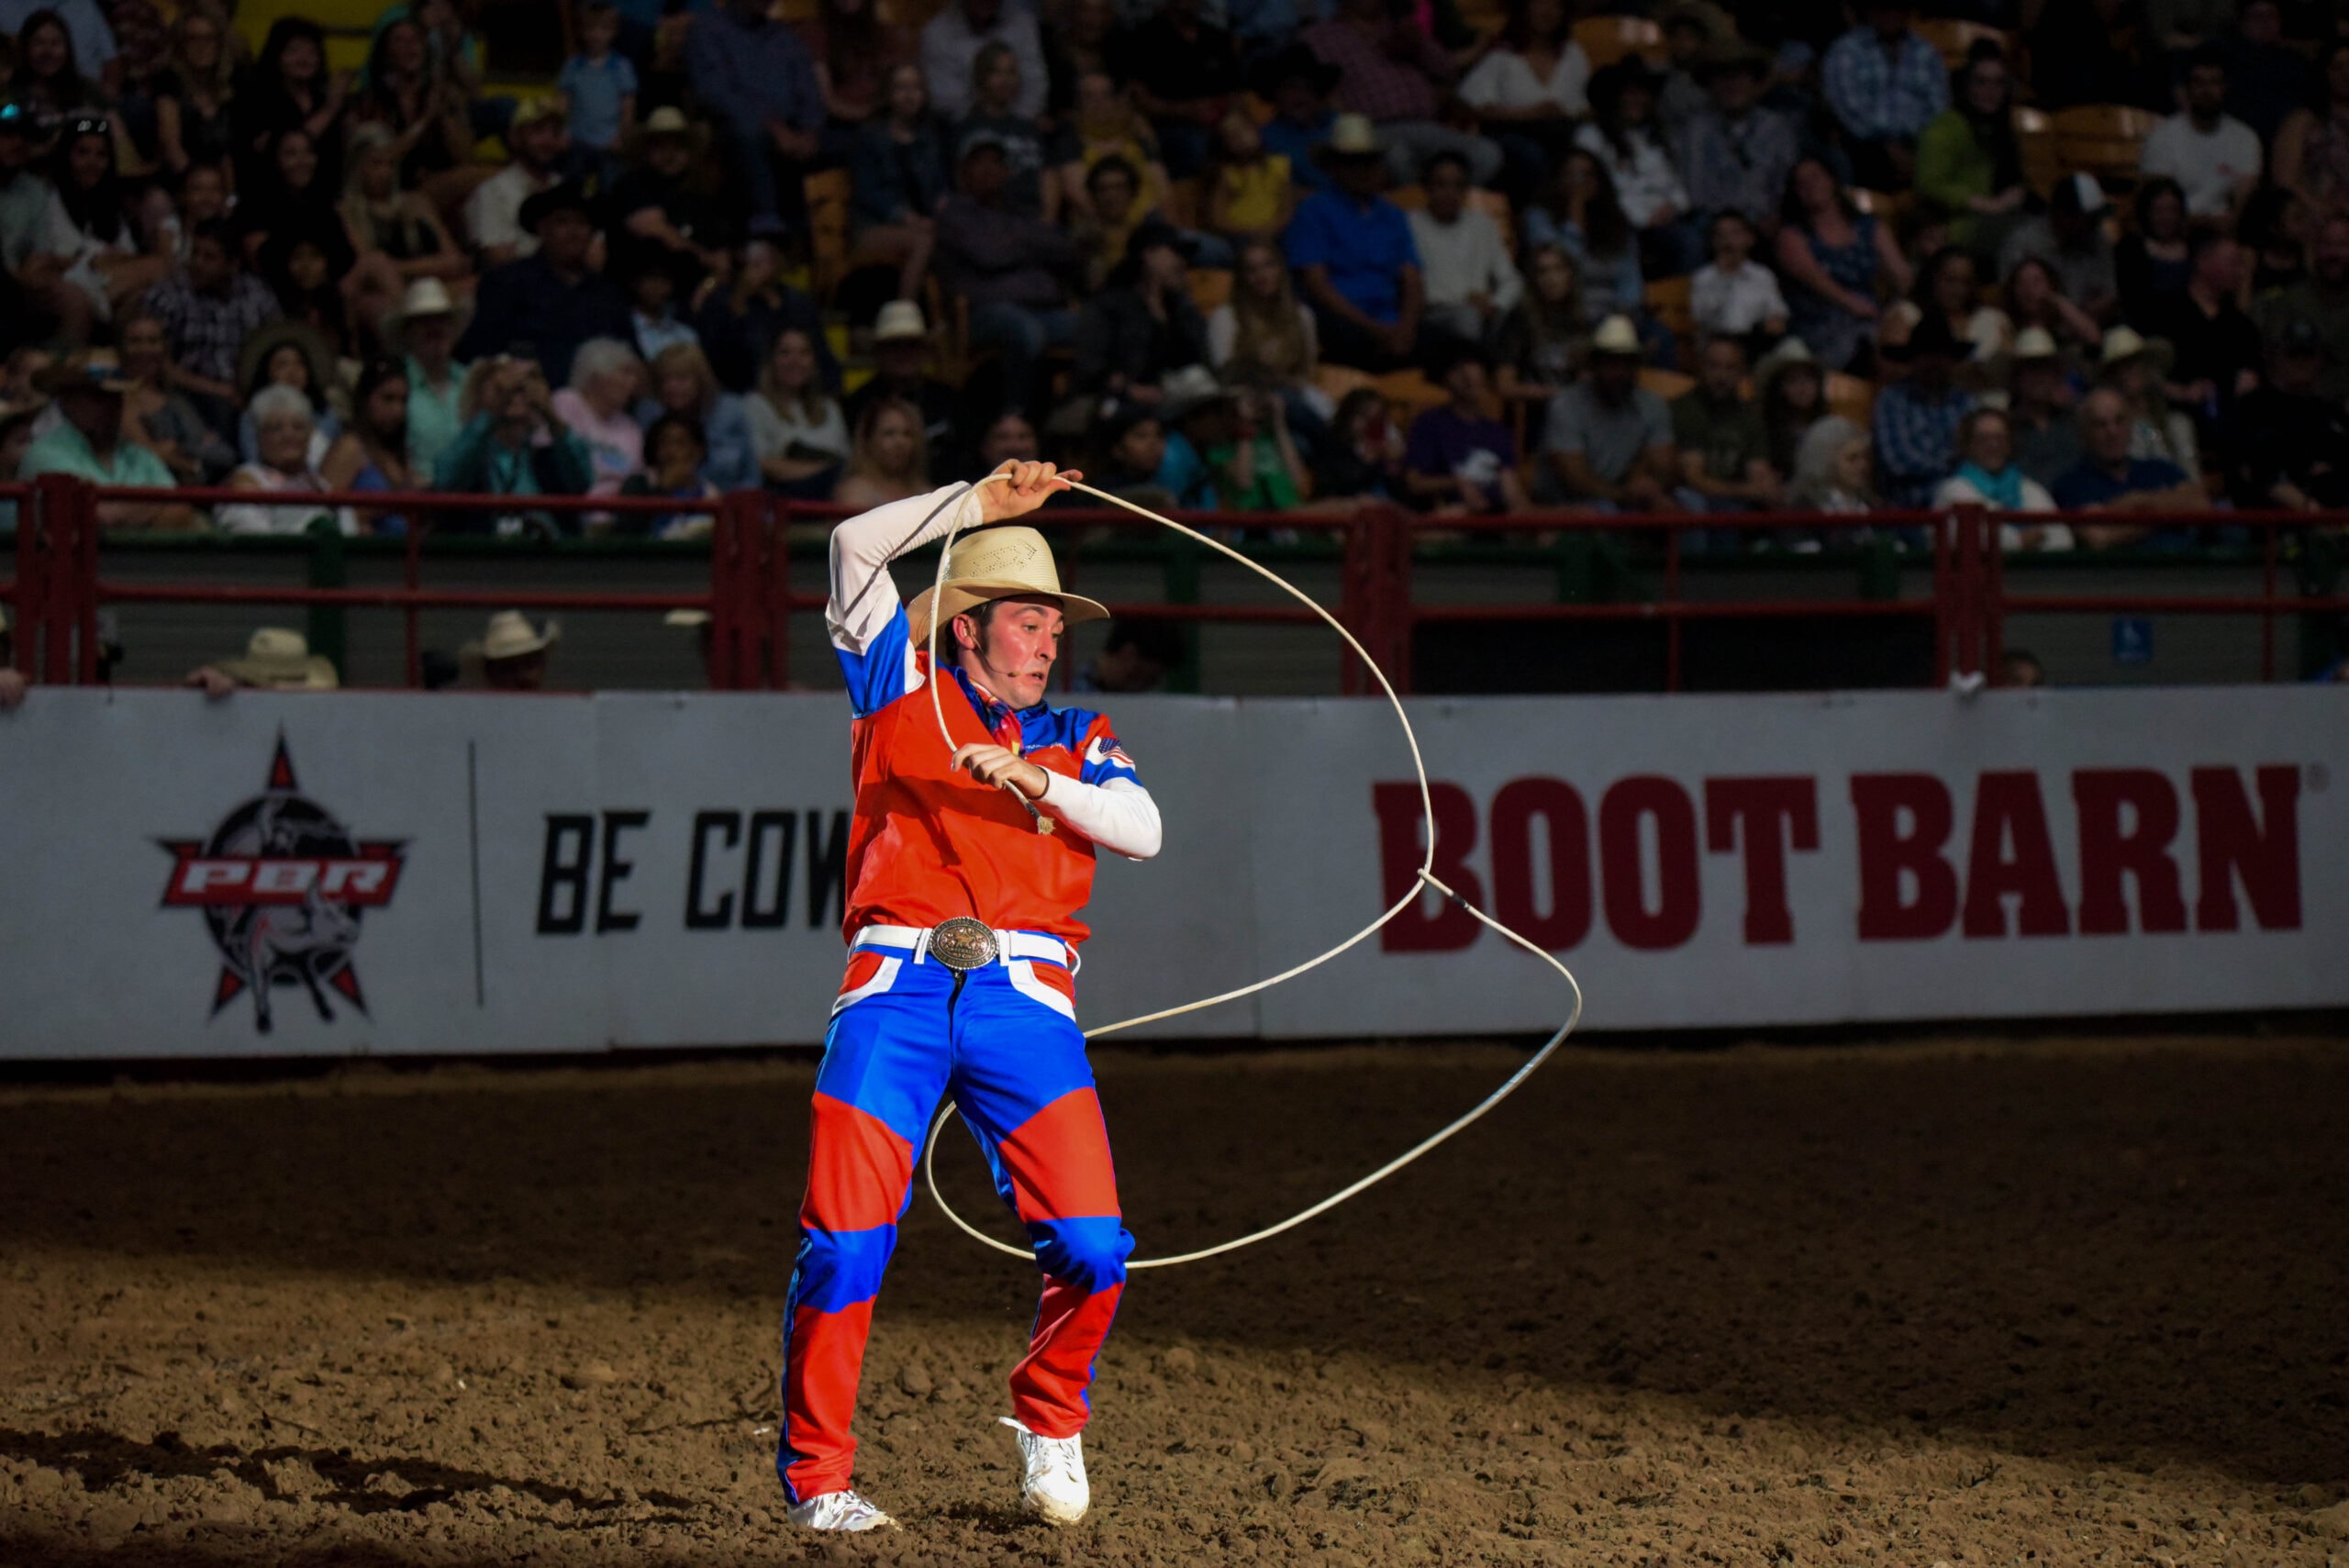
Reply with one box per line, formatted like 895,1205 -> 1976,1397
918,475 -> 1584,1269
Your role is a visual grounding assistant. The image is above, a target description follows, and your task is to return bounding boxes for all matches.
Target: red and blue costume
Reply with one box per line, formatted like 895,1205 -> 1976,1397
780,486 -> 1161,1506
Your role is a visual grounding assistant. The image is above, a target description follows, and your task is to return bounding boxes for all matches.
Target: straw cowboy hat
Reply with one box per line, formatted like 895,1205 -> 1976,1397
216,628 -> 339,689
462,611 -> 561,664
636,105 -> 707,150
1157,363 -> 1237,423
34,348 -> 134,395
2010,326 -> 2061,361
2098,326 -> 2175,374
904,526 -> 1110,647
1590,315 -> 1644,358
1323,113 -> 1380,159
873,300 -> 930,343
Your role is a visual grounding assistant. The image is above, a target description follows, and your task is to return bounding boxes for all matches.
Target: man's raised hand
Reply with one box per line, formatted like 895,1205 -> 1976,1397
979,461 -> 1083,524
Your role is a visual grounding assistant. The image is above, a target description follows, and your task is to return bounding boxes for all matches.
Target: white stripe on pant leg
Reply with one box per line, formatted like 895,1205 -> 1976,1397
1006,959 -> 1075,1020
830,955 -> 902,1016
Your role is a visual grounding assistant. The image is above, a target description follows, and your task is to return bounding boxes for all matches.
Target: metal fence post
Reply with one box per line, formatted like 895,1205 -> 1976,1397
14,478 -> 48,680
764,495 -> 794,690
306,516 -> 348,680
34,474 -> 86,684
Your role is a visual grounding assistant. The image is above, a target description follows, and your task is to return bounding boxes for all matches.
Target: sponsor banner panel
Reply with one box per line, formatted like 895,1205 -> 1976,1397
0,686 -> 2338,1059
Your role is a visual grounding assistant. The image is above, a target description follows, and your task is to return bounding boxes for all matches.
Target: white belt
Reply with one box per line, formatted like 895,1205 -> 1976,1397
852,922 -> 1076,971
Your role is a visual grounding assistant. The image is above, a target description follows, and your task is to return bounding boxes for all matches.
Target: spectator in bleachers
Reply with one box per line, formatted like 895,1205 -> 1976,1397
1672,334 -> 1783,514
623,254 -> 698,361
1820,0 -> 1947,191
2000,173 -> 2120,330
1,102 -> 59,280
1916,47 -> 2028,266
1074,617 -> 1182,694
1542,314 -> 1681,511
640,339 -> 756,493
1691,211 -> 1787,351
2255,213 -> 2349,400
1577,60 -> 1700,278
557,1 -> 639,183
1933,406 -> 2071,551
217,384 -> 357,536
233,17 -> 347,199
115,307 -> 232,483
748,326 -> 849,496
1148,366 -> 1235,508
956,41 -> 1054,220
1311,384 -> 1406,503
1209,238 -> 1327,428
1653,4 -> 1722,137
2239,185 -> 2309,296
1493,241 -> 1586,421
235,320 -> 340,466
1525,150 -> 1644,328
1089,404 -> 1174,506
933,129 -> 1077,416
1069,156 -> 1142,291
394,277 -> 468,480
2001,255 -> 2102,357
2115,175 -> 2192,328
845,300 -> 962,458
1072,216 -> 1208,407
2025,0 -> 2168,112
1755,336 -> 1826,483
434,354 -> 597,529
1880,246 -> 2007,371
1777,156 -> 1909,373
0,606 -> 23,709
142,216 -> 278,436
1251,43 -> 1338,195
34,116 -> 168,342
1200,375 -> 1310,511
1042,0 -> 1114,119
321,356 -> 417,532
2139,46 -> 2262,225
1787,415 -> 1876,514
184,628 -> 340,695
618,411 -> 718,535
833,392 -> 928,506
2005,327 -> 2085,486
153,6 -> 236,184
609,107 -> 729,288
689,240 -> 838,395
1404,342 -> 1529,514
1457,0 -> 1588,207
2,0 -> 117,99
356,15 -> 473,204
802,0 -> 918,135
922,0 -> 1045,123
1285,114 -> 1431,372
2098,325 -> 2200,478
1203,109 -> 1295,250
1060,69 -> 1176,236
2051,387 -> 2201,548
687,0 -> 827,240
848,64 -> 946,303
1408,150 -> 1522,349
2144,232 -> 2260,439
1676,39 -> 1798,239
465,99 -> 567,268
462,612 -> 559,691
972,408 -> 1038,473
1109,0 -> 1241,181
20,349 -> 195,526
340,123 -> 467,338
1872,313 -> 1974,510
2226,318 -> 2349,510
458,182 -> 633,386
551,335 -> 647,498
2219,0 -> 2311,146
1304,0 -> 1501,190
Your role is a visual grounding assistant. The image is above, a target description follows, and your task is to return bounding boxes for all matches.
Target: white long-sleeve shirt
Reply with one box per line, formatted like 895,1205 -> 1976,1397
1407,206 -> 1525,315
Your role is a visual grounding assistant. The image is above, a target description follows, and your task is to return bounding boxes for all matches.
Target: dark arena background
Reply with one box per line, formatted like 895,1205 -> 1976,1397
6,0 -> 2349,1555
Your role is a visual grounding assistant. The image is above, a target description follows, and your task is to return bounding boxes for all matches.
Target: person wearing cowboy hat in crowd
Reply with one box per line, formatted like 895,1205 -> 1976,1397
1284,114 -> 1431,373
456,181 -> 632,388
933,127 -> 1079,418
782,458 -> 1160,1534
18,349 -> 199,528
184,627 -> 340,699
1300,0 -> 1501,189
1675,37 -> 1798,236
465,97 -> 571,270
2225,318 -> 2349,512
462,609 -> 560,690
607,106 -> 731,287
2003,326 -> 2086,487
844,301 -> 963,463
1872,312 -> 1976,511
2094,324 -> 2199,480
394,277 -> 471,481
1541,314 -> 1683,511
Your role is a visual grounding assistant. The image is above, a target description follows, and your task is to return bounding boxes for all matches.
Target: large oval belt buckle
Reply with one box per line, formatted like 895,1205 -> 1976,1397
928,917 -> 999,972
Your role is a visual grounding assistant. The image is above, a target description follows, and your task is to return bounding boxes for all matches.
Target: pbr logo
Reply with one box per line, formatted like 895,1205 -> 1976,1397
157,734 -> 406,1032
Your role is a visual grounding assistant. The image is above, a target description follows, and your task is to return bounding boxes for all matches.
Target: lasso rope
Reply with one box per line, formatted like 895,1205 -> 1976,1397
919,474 -> 1584,1269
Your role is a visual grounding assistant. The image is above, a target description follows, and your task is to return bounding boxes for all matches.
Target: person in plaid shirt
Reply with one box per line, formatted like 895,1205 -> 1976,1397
1304,0 -> 1500,187
140,217 -> 280,437
1871,313 -> 1975,512
1821,0 -> 1949,192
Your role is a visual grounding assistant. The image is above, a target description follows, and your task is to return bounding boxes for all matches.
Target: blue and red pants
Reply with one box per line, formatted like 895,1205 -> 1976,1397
779,930 -> 1134,1504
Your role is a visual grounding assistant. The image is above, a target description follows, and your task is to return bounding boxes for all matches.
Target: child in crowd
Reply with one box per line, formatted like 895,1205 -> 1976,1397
625,258 -> 699,362
1092,406 -> 1174,507
1204,109 -> 1294,250
1206,381 -> 1310,512
556,1 -> 637,183
619,412 -> 718,539
1405,346 -> 1531,515
1690,211 -> 1787,351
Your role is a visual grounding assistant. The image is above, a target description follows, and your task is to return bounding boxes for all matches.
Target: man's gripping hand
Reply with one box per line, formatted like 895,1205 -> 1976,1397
978,461 -> 1084,525
951,742 -> 1048,800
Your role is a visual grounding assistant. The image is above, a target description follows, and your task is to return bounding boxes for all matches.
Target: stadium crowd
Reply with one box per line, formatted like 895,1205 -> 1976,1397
0,0 -> 2345,547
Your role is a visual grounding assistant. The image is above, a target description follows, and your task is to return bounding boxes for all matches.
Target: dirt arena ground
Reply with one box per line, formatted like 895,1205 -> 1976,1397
2,1034 -> 2346,1567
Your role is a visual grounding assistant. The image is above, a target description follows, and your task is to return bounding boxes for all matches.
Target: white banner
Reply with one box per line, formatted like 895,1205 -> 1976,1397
0,685 -> 2339,1059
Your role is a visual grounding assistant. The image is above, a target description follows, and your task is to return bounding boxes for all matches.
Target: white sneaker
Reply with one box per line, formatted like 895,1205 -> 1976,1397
1000,1416 -> 1088,1526
785,1489 -> 897,1531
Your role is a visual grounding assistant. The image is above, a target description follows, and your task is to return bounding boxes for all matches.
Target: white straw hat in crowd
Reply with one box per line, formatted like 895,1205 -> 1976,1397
1590,315 -> 1643,357
2098,326 -> 2174,373
1326,113 -> 1380,157
664,608 -> 712,628
874,301 -> 930,342
217,628 -> 339,690
1156,363 -> 1237,422
904,527 -> 1110,647
2010,326 -> 2060,361
463,611 -> 561,663
396,278 -> 457,322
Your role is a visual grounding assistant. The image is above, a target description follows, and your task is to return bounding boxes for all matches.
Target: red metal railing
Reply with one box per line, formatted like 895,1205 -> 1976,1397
10,480 -> 2347,694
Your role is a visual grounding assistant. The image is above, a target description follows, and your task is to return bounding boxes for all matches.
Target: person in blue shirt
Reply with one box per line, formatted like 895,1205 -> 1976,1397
556,2 -> 639,183
1283,113 -> 1429,371
2050,386 -> 2206,549
1251,44 -> 1338,193
1871,313 -> 1974,512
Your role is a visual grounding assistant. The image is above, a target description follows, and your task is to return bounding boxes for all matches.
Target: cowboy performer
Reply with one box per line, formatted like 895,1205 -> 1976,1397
780,460 -> 1162,1533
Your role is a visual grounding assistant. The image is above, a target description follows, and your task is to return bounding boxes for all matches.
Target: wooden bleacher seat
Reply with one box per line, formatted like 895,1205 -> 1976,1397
1188,268 -> 1234,312
1376,370 -> 1449,419
1639,366 -> 1694,401
1161,178 -> 1201,229
805,168 -> 854,298
1574,15 -> 1664,71
2054,105 -> 2162,194
1825,373 -> 1876,424
1643,274 -> 1694,345
2012,106 -> 2059,198
1313,363 -> 1378,406
1918,19 -> 2015,71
